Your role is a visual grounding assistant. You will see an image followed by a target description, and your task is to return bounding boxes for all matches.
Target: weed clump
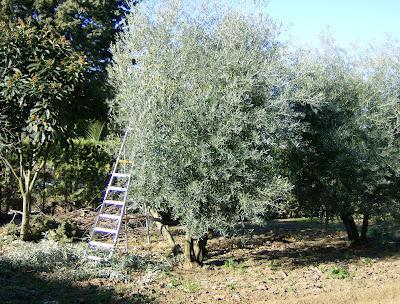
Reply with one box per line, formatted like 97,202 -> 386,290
327,265 -> 352,279
182,280 -> 200,293
223,258 -> 246,273
0,215 -> 82,242
0,223 -> 19,243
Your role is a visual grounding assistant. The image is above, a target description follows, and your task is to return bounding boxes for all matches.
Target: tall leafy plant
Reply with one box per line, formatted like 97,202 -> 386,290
0,19 -> 86,240
0,0 -> 140,122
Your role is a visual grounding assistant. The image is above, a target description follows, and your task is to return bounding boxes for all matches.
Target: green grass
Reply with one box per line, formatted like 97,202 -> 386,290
343,251 -> 354,261
327,266 -> 352,279
182,280 -> 200,293
361,257 -> 374,266
227,283 -> 237,291
223,258 -> 246,273
170,277 -> 182,288
270,260 -> 282,271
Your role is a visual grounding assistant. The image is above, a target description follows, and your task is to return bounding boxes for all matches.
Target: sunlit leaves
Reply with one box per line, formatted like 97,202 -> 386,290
108,0 -> 293,237
0,19 -> 86,148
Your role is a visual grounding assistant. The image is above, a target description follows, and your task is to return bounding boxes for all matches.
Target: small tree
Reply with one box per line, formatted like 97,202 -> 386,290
0,19 -> 86,240
109,0 -> 293,264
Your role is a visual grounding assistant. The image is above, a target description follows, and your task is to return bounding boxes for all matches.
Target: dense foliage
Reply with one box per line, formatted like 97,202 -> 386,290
0,0 -> 139,121
0,19 -> 86,239
52,138 -> 113,209
108,1 -> 295,262
287,41 -> 400,242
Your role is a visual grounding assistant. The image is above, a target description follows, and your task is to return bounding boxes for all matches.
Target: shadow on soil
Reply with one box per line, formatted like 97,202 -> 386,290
206,219 -> 400,268
0,260 -> 155,304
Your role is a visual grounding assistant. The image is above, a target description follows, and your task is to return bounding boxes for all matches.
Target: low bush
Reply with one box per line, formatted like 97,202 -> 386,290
0,223 -> 19,243
0,215 -> 82,242
0,240 -> 171,283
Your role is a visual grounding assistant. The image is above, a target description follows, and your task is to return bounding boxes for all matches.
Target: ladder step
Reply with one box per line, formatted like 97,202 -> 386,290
99,214 -> 121,220
104,200 -> 125,206
112,173 -> 130,178
108,186 -> 128,192
89,241 -> 114,249
118,159 -> 133,164
94,227 -> 118,234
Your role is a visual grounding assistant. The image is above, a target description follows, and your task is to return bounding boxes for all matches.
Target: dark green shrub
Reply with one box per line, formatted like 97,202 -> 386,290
51,139 -> 114,209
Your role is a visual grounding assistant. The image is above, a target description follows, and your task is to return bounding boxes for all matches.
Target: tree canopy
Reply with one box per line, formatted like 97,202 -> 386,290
0,0 -> 138,122
287,40 -> 400,242
0,18 -> 86,239
108,0 -> 294,242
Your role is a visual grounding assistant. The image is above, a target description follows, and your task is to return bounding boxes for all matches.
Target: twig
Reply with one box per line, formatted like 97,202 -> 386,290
7,209 -> 23,223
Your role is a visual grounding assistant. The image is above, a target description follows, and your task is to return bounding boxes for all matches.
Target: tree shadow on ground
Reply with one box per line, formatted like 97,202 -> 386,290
251,239 -> 400,267
0,259 -> 156,304
206,219 -> 400,268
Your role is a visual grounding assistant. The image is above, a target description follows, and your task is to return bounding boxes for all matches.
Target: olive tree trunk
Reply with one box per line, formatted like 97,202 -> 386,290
360,213 -> 369,242
183,235 -> 208,266
340,212 -> 360,244
149,208 -> 181,255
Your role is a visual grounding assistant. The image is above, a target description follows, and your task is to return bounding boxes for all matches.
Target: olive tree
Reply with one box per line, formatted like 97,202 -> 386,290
0,19 -> 86,240
108,0 -> 293,264
288,40 -> 400,243
350,43 -> 400,238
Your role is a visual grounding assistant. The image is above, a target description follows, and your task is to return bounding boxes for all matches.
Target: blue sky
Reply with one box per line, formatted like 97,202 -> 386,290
265,0 -> 400,47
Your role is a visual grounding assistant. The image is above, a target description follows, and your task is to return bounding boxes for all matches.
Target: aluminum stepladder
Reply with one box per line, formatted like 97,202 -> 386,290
87,128 -> 134,261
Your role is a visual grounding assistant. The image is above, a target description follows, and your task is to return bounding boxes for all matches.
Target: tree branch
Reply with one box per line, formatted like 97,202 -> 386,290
0,154 -> 19,180
29,158 -> 45,192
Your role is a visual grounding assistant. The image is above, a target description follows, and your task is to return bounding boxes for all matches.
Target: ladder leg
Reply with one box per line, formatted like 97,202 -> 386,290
145,203 -> 151,247
125,205 -> 128,253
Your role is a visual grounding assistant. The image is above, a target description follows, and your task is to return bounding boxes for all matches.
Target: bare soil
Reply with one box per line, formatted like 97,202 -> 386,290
144,220 -> 400,304
2,212 -> 400,304
69,215 -> 399,304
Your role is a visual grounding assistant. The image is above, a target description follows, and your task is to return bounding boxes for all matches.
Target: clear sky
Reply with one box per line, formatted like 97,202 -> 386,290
265,0 -> 400,48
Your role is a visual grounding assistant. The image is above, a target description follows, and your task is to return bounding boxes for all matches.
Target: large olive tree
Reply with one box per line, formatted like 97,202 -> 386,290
108,0 -> 293,264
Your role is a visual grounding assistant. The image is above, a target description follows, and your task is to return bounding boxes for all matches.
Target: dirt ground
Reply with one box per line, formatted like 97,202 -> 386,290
98,217 -> 400,304
2,212 -> 400,304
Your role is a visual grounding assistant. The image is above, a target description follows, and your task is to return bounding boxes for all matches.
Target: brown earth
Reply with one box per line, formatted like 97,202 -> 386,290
102,218 -> 400,304
4,211 -> 399,304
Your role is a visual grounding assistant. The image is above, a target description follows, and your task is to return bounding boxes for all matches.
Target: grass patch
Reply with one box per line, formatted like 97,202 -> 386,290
182,280 -> 200,293
223,258 -> 246,273
270,260 -> 282,271
343,251 -> 354,261
227,283 -> 237,291
327,266 -> 352,279
361,257 -> 374,266
170,277 -> 182,288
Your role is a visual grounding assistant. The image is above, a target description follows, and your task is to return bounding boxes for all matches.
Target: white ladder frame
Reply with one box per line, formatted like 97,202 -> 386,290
88,128 -> 133,255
